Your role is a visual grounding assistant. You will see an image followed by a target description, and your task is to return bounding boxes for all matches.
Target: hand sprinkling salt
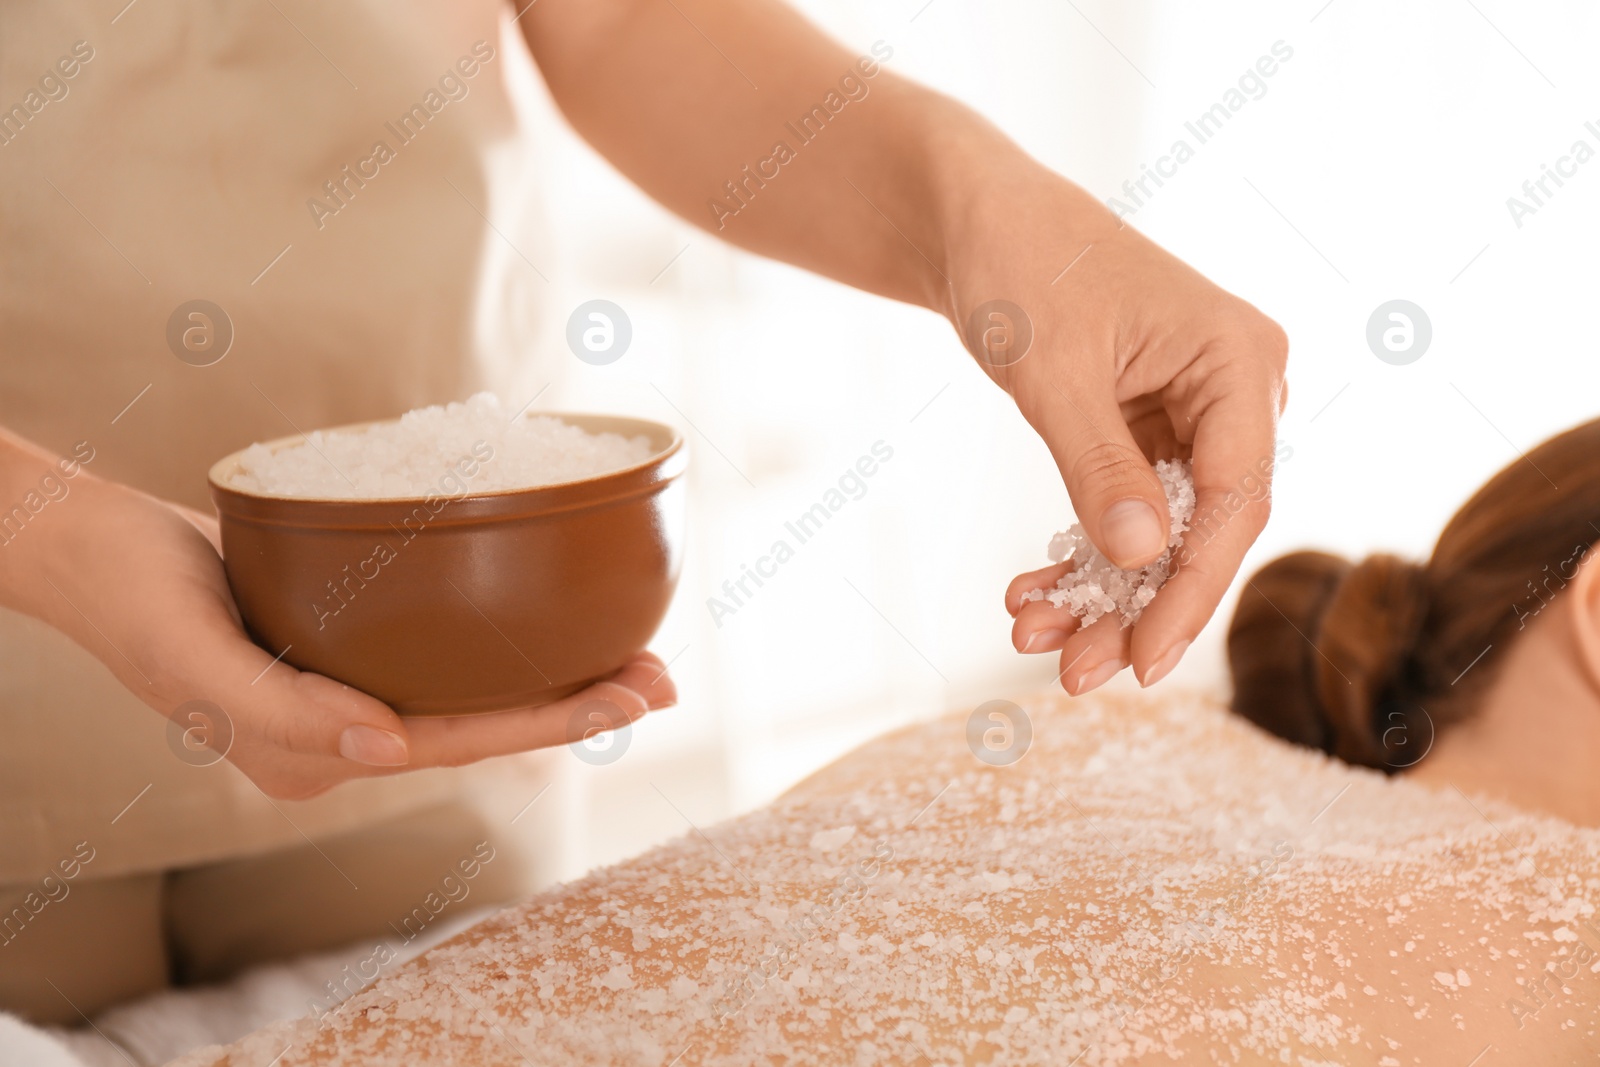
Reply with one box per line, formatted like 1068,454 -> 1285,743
1021,458 -> 1196,627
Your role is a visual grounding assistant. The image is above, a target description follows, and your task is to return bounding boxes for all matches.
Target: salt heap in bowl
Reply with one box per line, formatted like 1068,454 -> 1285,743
1021,458 -> 1196,627
226,393 -> 657,500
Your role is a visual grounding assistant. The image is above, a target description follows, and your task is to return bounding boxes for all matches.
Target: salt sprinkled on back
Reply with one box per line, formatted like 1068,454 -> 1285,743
172,687 -> 1600,1066
1022,458 -> 1196,627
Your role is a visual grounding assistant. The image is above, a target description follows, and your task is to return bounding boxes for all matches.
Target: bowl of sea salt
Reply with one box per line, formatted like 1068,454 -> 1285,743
208,394 -> 685,716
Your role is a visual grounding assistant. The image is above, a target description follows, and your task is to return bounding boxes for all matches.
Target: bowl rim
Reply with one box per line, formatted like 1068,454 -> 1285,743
208,410 -> 684,504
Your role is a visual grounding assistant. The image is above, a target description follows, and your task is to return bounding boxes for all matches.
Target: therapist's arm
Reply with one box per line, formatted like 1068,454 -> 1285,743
519,1 -> 1288,693
0,428 -> 675,799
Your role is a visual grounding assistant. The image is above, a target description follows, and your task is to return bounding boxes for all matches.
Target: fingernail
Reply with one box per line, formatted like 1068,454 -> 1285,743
338,724 -> 409,766
1021,628 -> 1067,653
1073,658 -> 1124,696
612,688 -> 654,722
1140,640 -> 1190,688
1101,499 -> 1165,568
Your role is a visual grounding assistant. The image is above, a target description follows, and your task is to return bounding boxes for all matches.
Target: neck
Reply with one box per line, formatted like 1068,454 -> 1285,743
1407,604 -> 1600,827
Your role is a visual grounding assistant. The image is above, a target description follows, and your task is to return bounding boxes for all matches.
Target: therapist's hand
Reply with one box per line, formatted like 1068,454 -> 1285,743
28,478 -> 676,800
947,170 -> 1288,695
520,0 -> 1286,696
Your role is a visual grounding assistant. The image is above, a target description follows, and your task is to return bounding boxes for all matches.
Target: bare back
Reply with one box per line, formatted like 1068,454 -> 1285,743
178,690 -> 1600,1065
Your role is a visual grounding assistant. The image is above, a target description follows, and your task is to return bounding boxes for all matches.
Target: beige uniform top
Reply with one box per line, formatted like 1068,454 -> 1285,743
0,0 -> 545,882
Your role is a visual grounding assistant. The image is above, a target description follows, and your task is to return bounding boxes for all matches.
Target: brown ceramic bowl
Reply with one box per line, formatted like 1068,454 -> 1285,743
208,414 -> 685,716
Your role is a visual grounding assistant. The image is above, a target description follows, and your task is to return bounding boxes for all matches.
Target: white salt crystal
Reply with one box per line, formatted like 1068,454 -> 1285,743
982,871 -> 1014,892
226,392 -> 657,499
1028,459 -> 1197,628
809,826 -> 858,852
597,964 -> 634,990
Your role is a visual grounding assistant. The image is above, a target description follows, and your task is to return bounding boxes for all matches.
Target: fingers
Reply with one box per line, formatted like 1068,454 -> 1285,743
1055,614 -> 1133,695
609,650 -> 678,708
1027,371 -> 1171,570
1006,560 -> 1138,693
1005,562 -> 1070,617
1011,596 -> 1080,654
403,652 -> 677,769
1126,359 -> 1283,682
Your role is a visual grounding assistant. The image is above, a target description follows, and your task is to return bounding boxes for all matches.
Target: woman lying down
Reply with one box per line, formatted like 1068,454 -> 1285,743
180,420 -> 1600,1066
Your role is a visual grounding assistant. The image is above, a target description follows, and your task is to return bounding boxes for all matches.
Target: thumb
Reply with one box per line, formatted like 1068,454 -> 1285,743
187,610 -> 414,770
241,665 -> 414,798
288,669 -> 413,767
1031,379 -> 1169,570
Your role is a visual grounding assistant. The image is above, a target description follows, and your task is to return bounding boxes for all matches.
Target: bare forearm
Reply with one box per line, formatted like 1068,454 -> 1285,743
0,428 -> 103,622
519,0 -> 1061,313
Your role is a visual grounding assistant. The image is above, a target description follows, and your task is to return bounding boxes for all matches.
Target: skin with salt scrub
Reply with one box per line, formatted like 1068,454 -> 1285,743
177,693 -> 1600,1066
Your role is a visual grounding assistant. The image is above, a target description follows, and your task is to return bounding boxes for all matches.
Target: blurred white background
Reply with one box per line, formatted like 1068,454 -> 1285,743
489,0 -> 1600,883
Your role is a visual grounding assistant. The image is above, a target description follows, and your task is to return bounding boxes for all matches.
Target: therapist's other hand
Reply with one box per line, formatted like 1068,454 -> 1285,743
38,482 -> 676,799
948,172 -> 1287,695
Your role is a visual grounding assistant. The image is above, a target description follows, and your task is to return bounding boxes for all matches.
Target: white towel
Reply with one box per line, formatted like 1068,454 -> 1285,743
0,906 -> 495,1067
0,1013 -> 92,1067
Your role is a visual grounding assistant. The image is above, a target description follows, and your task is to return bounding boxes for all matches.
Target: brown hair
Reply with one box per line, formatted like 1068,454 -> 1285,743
1228,417 -> 1600,770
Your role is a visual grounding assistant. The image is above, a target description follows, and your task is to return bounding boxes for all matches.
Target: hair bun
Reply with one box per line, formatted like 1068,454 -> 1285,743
1228,551 -> 1429,768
